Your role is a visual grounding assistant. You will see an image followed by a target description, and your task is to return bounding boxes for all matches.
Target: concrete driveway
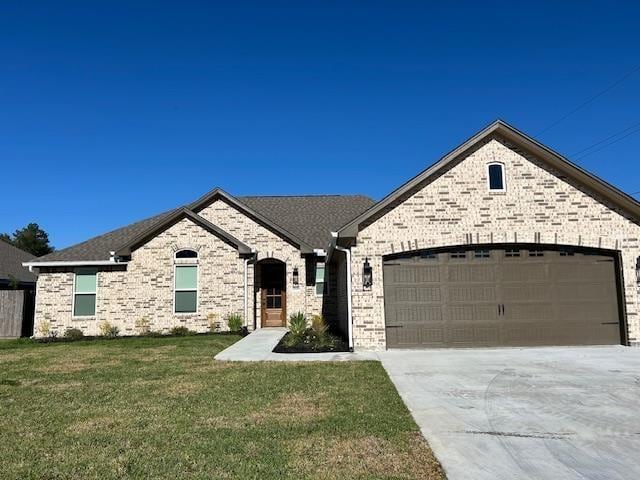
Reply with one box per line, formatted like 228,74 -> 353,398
379,347 -> 640,480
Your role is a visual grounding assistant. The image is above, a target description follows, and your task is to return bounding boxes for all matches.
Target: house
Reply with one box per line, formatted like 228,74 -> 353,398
0,240 -> 36,337
25,120 -> 640,350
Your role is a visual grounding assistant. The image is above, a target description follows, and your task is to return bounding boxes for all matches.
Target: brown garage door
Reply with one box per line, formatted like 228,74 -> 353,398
383,247 -> 622,348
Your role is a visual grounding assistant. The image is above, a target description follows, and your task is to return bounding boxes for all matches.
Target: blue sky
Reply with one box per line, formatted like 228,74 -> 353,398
1,1 -> 639,249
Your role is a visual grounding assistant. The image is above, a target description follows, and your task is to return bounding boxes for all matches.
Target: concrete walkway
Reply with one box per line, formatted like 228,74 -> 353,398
379,346 -> 640,480
214,327 -> 378,361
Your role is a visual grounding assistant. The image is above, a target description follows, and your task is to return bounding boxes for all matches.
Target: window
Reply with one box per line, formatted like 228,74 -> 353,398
559,250 -> 575,257
176,249 -> 198,259
315,263 -> 325,296
174,250 -> 198,313
529,250 -> 544,257
74,271 -> 96,317
420,251 -> 437,259
505,248 -> 520,258
450,251 -> 466,259
487,163 -> 505,191
474,249 -> 490,259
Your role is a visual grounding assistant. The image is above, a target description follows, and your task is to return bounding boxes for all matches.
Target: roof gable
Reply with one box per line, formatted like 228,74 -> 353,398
338,120 -> 640,238
115,208 -> 253,256
189,188 -> 316,253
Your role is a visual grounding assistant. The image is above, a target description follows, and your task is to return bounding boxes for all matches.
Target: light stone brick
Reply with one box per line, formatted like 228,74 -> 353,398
349,137 -> 640,350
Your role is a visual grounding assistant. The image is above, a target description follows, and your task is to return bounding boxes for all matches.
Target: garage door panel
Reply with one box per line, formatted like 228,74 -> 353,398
448,285 -> 496,302
448,264 -> 497,282
383,246 -> 621,348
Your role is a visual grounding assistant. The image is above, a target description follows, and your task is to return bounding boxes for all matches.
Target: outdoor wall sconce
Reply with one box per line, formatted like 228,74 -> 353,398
292,267 -> 299,288
363,257 -> 373,290
636,257 -> 640,284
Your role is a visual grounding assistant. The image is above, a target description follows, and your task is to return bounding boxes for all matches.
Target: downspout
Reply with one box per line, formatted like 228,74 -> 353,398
333,241 -> 354,351
243,256 -> 250,329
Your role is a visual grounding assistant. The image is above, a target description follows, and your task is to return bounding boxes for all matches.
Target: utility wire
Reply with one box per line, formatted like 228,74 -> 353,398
571,120 -> 640,157
573,125 -> 640,160
537,64 -> 640,136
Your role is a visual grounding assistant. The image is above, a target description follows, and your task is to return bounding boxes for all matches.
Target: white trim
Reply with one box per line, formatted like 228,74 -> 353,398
313,248 -> 326,256
174,264 -> 199,314
23,260 -> 127,267
243,257 -> 250,327
486,161 -> 506,192
72,270 -> 97,318
315,261 -> 326,297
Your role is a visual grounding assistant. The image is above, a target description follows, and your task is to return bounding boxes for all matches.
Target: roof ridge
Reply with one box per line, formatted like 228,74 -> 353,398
239,194 -> 373,198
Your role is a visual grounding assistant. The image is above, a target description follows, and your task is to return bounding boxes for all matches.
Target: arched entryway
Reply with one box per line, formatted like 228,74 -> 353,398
256,258 -> 286,327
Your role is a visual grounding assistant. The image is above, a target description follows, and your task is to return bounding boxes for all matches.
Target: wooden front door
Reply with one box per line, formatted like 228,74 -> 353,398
261,287 -> 286,327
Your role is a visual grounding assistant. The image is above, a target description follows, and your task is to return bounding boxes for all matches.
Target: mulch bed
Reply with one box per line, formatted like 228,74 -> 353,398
273,332 -> 349,353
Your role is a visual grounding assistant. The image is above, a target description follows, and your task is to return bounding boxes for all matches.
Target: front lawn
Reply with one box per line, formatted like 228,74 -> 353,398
0,335 -> 444,479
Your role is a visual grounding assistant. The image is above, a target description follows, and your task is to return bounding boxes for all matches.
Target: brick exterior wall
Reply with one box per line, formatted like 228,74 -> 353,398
348,136 -> 640,350
197,198 -> 324,325
33,201 -> 326,337
34,218 -> 246,337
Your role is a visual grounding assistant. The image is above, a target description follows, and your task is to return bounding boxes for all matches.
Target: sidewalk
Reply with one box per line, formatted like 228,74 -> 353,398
214,327 -> 378,362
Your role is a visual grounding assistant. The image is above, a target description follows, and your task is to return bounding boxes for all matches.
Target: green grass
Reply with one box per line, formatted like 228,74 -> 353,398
0,335 -> 444,480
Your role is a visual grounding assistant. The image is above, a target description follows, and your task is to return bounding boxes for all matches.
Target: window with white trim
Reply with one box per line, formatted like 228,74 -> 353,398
74,271 -> 97,317
315,262 -> 325,296
174,250 -> 198,313
487,162 -> 506,191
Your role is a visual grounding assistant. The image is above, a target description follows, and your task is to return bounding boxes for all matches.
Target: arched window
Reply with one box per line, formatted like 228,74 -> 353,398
176,249 -> 198,259
487,162 -> 506,191
174,249 -> 198,313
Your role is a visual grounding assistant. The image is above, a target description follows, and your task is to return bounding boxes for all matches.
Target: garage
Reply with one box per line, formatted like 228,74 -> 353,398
383,245 -> 623,348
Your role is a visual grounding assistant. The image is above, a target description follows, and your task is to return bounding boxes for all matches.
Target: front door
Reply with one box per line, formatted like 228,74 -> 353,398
259,261 -> 287,327
261,287 -> 286,327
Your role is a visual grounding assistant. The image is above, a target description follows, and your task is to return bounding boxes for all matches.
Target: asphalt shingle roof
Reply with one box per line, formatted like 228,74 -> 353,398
238,195 -> 375,248
33,194 -> 375,263
0,239 -> 37,283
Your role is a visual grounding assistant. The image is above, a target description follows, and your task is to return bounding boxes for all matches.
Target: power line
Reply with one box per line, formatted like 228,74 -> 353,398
571,120 -> 640,157
573,125 -> 640,161
537,64 -> 640,136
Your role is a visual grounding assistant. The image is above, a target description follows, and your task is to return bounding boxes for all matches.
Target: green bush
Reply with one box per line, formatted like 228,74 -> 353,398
170,326 -> 195,336
63,328 -> 84,341
310,315 -> 328,335
98,321 -> 120,338
225,313 -> 243,333
289,312 -> 307,338
142,330 -> 166,338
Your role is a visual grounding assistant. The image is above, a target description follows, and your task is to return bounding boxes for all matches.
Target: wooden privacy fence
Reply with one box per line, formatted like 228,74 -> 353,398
0,290 -> 25,338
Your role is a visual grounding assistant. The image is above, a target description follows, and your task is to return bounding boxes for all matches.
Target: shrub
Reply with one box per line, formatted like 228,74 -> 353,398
36,320 -> 51,337
226,313 -> 243,333
98,321 -> 120,338
63,328 -> 84,341
289,312 -> 307,338
170,326 -> 195,336
310,315 -> 328,336
142,330 -> 165,338
135,316 -> 150,335
207,313 -> 221,332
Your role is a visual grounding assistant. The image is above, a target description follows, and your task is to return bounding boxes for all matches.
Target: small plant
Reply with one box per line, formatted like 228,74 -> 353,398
98,321 -> 120,338
135,316 -> 150,335
36,320 -> 51,337
289,312 -> 307,338
310,315 -> 328,336
142,330 -> 165,338
225,313 -> 243,333
207,313 -> 221,332
170,326 -> 195,336
63,328 -> 84,341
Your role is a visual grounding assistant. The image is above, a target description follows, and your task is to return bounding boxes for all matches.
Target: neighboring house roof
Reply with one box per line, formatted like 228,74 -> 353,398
29,190 -> 375,264
0,239 -> 36,283
338,119 -> 640,238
